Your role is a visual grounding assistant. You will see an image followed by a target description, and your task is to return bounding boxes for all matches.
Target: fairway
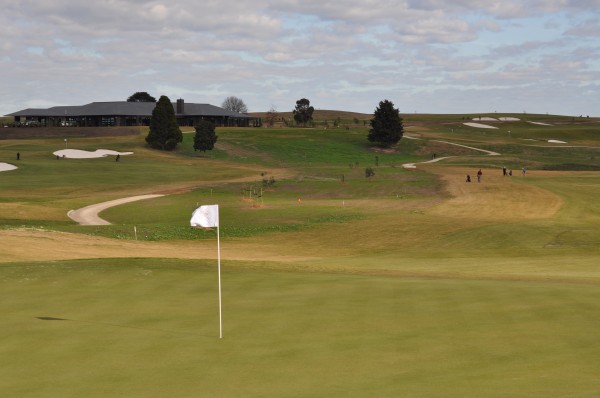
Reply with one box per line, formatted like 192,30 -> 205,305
1,116 -> 599,397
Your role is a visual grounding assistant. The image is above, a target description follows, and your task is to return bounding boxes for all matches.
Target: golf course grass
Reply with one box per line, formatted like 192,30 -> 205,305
1,114 -> 599,397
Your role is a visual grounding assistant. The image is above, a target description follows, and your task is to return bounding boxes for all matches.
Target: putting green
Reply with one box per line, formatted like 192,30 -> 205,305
1,259 -> 599,398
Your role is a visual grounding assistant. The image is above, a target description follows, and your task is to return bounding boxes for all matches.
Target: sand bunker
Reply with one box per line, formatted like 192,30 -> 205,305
0,163 -> 17,172
463,122 -> 498,129
473,117 -> 497,121
498,117 -> 520,121
528,121 -> 552,126
53,149 -> 133,159
548,140 -> 567,144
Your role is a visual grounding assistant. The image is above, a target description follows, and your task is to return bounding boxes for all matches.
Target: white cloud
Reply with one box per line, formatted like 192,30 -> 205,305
145,4 -> 170,21
1,0 -> 599,116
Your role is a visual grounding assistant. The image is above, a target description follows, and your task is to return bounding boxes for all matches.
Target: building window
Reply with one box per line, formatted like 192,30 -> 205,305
102,116 -> 115,126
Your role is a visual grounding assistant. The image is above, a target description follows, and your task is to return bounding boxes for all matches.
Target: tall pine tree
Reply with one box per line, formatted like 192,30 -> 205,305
146,95 -> 182,150
368,100 -> 404,147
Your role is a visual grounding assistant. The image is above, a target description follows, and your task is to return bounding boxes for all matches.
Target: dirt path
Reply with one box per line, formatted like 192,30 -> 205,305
68,194 -> 165,225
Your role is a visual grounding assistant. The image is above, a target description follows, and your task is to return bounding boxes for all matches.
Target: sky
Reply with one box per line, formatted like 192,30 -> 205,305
1,0 -> 599,116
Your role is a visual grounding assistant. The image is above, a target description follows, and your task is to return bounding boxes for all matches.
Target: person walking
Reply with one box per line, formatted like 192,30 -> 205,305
477,169 -> 482,183
16,152 -> 20,160
503,166 -> 507,176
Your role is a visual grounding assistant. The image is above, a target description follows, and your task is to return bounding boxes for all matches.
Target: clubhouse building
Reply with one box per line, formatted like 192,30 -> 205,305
7,99 -> 256,127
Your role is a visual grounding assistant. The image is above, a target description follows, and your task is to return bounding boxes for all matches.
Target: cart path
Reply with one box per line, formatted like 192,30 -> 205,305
402,139 -> 500,169
66,169 -> 295,226
68,194 -> 165,225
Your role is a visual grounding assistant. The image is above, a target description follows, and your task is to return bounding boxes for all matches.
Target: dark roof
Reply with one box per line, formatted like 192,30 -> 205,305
8,101 -> 250,119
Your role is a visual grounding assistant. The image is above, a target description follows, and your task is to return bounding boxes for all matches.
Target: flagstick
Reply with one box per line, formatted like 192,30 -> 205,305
217,225 -> 222,339
190,204 -> 222,339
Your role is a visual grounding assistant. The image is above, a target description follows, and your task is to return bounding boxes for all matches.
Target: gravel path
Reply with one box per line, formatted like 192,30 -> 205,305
68,194 -> 164,225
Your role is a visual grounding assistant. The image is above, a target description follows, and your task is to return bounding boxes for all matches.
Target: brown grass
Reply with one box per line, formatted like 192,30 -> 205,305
0,126 -> 142,139
0,167 -> 569,264
0,228 -> 321,263
426,166 -> 564,221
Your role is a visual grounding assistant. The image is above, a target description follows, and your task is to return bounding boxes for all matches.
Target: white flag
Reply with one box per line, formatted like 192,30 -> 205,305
191,205 -> 219,228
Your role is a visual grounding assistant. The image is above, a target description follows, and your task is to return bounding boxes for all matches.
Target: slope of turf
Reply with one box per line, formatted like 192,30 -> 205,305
1,115 -> 599,397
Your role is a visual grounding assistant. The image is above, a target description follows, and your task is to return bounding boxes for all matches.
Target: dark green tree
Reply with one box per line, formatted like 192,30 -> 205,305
127,91 -> 156,102
193,120 -> 218,152
146,95 -> 182,150
368,100 -> 404,147
293,98 -> 314,126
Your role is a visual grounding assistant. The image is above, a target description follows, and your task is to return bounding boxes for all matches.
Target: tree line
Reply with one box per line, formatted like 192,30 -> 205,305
133,92 -> 403,152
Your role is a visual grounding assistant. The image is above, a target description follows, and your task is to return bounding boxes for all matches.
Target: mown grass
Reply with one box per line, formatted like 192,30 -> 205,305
1,258 -> 599,398
1,115 -> 600,397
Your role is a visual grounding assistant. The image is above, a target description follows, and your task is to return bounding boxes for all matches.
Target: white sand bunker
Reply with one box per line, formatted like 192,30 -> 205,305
0,163 -> 18,172
528,121 -> 552,126
463,122 -> 498,129
473,117 -> 498,121
53,149 -> 133,159
548,140 -> 567,144
499,117 -> 520,121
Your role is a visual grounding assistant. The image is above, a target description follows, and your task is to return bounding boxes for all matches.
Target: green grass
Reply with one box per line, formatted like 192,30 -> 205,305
1,259 -> 599,398
1,116 -> 600,397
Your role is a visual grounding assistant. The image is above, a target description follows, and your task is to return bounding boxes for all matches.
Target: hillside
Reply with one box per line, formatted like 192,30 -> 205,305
249,110 -> 600,127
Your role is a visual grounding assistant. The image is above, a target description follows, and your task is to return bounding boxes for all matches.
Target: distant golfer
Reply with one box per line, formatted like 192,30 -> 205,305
16,152 -> 20,160
522,167 -> 526,176
115,154 -> 120,162
503,166 -> 507,176
466,174 -> 471,183
477,169 -> 482,183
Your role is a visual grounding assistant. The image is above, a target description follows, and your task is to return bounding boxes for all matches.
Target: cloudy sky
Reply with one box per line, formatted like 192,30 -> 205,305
2,0 -> 599,116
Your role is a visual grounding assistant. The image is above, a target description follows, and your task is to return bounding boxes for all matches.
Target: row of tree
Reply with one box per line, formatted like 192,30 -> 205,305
145,95 -> 216,152
138,92 -> 403,151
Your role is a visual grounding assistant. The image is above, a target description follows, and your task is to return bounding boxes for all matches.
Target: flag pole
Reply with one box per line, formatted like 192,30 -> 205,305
217,224 -> 222,339
190,204 -> 222,339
